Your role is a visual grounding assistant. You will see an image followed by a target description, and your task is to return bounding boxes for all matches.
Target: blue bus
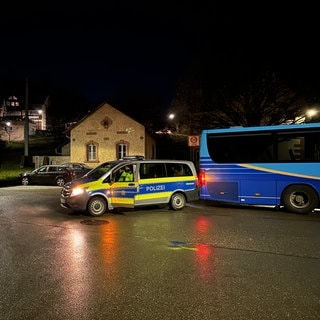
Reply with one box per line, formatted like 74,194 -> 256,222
199,122 -> 320,214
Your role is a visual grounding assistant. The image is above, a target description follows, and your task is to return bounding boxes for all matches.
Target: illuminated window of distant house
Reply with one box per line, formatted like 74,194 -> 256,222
6,96 -> 20,107
117,142 -> 128,159
87,143 -> 97,161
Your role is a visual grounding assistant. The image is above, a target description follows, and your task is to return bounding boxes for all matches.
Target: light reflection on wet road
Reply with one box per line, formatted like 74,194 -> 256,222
1,186 -> 320,319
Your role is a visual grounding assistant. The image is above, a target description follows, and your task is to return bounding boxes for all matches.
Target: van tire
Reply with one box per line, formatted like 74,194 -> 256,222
170,192 -> 186,210
282,184 -> 319,214
87,196 -> 107,217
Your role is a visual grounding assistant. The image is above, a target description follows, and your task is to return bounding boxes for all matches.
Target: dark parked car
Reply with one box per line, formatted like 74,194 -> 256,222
19,165 -> 74,186
61,162 -> 92,178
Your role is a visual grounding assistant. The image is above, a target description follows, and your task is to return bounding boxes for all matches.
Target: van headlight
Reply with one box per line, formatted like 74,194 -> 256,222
71,187 -> 85,197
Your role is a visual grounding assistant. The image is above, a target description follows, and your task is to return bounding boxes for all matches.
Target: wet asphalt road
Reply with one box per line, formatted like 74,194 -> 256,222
1,186 -> 320,320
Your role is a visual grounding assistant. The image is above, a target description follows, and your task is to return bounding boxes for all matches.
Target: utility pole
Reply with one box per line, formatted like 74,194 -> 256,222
23,78 -> 29,166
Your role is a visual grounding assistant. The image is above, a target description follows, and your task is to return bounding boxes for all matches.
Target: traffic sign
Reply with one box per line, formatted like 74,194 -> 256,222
188,135 -> 200,147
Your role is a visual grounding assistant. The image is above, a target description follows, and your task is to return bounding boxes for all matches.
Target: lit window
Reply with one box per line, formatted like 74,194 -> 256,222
87,143 -> 97,161
117,143 -> 127,159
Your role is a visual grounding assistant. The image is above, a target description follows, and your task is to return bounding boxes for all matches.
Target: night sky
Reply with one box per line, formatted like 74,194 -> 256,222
1,2 -> 320,118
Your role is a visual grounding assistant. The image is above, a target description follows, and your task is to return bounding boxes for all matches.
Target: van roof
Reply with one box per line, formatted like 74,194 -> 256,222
120,155 -> 145,161
121,159 -> 195,165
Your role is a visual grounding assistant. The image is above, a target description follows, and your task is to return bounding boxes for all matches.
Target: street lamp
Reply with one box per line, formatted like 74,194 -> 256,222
168,113 -> 179,133
37,110 -> 43,130
4,121 -> 12,142
306,108 -> 319,122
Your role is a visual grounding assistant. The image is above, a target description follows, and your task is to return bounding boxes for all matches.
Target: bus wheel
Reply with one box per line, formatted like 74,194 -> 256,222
282,185 -> 319,214
87,196 -> 107,217
170,192 -> 186,210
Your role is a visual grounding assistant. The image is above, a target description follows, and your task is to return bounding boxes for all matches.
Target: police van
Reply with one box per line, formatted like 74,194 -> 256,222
60,157 -> 199,216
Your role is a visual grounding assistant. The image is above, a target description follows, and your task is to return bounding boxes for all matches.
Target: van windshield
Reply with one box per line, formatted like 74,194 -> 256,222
86,161 -> 119,179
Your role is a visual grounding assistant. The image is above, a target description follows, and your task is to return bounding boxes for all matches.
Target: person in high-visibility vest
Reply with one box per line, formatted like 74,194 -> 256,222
118,165 -> 133,182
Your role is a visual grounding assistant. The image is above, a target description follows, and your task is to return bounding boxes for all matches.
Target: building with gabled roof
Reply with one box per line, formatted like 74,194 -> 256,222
67,102 -> 156,166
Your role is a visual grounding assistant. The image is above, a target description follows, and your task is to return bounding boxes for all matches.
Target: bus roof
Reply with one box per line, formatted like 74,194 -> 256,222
201,122 -> 320,134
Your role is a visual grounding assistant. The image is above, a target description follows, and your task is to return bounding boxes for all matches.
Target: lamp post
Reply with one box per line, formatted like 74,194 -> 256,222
24,78 -> 29,166
168,113 -> 179,133
4,121 -> 12,143
37,110 -> 42,130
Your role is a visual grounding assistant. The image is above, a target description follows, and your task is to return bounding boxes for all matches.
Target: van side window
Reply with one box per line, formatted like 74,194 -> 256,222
139,164 -> 149,179
167,164 -> 192,177
182,164 -> 192,176
139,163 -> 166,179
115,165 -> 134,182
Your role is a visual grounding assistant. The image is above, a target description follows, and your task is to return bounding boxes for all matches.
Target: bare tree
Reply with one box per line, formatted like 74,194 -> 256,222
169,70 -> 310,132
169,77 -> 206,135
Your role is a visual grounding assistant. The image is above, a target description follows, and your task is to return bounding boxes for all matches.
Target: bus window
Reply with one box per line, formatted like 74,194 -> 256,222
207,132 -> 273,163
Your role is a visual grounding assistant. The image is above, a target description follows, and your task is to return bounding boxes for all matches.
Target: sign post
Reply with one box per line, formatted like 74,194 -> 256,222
188,135 -> 200,147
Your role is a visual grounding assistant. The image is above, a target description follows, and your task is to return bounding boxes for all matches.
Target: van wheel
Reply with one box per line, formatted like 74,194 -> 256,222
87,196 -> 107,217
282,185 -> 318,214
170,192 -> 186,210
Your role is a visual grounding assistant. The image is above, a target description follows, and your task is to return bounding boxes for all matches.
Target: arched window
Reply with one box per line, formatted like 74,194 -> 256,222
87,142 -> 98,161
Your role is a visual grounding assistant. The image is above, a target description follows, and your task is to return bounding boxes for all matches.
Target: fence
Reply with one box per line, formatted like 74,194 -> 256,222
33,156 -> 70,168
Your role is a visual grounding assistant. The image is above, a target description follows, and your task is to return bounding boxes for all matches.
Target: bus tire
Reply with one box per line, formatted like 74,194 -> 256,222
282,185 -> 319,214
170,192 -> 186,210
87,196 -> 107,217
